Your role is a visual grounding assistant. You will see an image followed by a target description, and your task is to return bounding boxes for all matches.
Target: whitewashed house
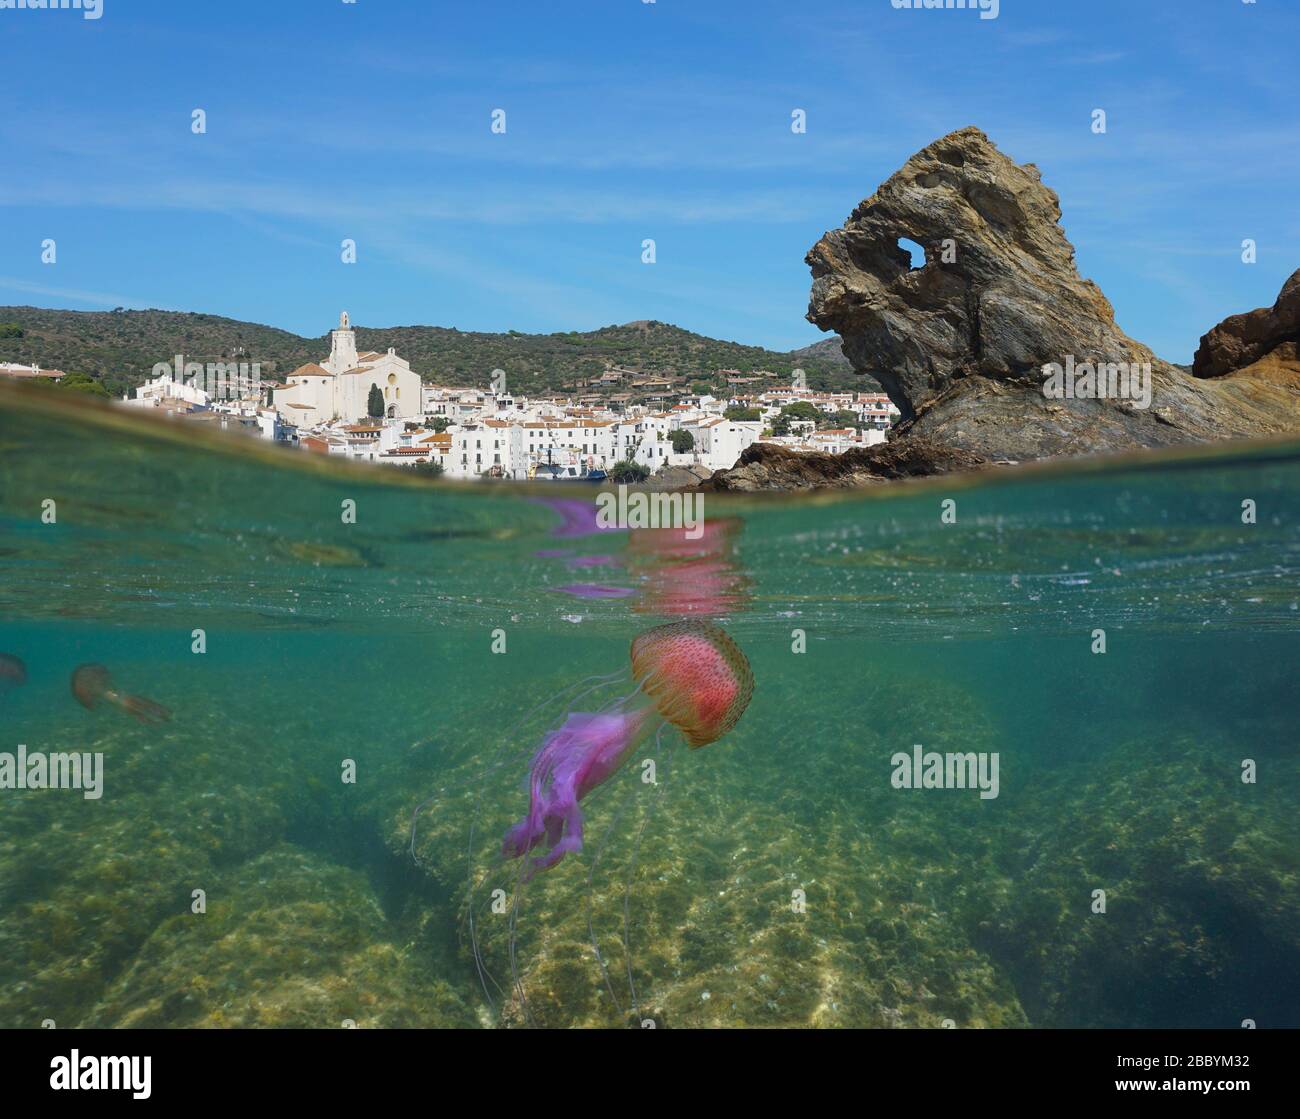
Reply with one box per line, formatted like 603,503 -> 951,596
683,417 -> 764,471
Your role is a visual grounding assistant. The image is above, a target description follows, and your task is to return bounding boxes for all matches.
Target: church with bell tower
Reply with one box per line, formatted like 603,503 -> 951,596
272,311 -> 422,427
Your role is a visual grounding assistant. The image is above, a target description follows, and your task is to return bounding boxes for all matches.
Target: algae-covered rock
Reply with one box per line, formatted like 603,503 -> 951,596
377,672 -> 1028,1028
965,733 -> 1300,1027
84,844 -> 478,1028
0,705 -> 312,1028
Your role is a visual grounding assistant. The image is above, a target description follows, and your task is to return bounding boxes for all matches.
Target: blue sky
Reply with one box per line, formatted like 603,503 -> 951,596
1,0 -> 1297,361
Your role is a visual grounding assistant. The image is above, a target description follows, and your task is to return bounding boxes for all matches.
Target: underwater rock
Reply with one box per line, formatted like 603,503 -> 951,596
384,672 -> 1027,1028
0,707 -> 310,1027
965,735 -> 1300,1028
803,127 -> 1300,474
1193,268 -> 1300,386
83,845 -> 478,1028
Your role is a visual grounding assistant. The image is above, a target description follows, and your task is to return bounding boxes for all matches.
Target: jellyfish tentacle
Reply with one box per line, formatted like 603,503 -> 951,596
462,672 -> 628,1021
506,846 -> 538,1028
595,678 -> 650,717
119,693 -> 171,724
503,707 -> 652,873
458,670 -> 630,1016
529,796 -> 585,875
623,722 -> 670,1024
404,669 -> 640,1023
585,776 -> 640,1019
502,723 -> 568,860
410,670 -> 627,866
468,878 -> 510,1009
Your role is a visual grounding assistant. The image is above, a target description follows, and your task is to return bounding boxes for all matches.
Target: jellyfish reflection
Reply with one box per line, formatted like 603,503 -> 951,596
626,517 -> 751,616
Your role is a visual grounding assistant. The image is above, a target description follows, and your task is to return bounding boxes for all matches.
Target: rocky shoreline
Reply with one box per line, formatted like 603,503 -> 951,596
698,127 -> 1300,491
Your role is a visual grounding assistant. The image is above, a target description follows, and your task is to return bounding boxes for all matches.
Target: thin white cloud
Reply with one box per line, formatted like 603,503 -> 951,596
0,276 -> 164,310
0,176 -> 834,226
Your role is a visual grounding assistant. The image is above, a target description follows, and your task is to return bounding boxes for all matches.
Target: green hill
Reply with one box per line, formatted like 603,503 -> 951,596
0,307 -> 871,401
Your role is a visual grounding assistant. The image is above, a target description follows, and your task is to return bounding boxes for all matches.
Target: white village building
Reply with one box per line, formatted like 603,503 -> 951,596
273,312 -> 422,426
681,417 -> 764,469
126,374 -> 211,411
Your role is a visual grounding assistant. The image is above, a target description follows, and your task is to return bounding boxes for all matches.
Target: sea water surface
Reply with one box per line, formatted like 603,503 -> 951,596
1,386 -> 1297,1029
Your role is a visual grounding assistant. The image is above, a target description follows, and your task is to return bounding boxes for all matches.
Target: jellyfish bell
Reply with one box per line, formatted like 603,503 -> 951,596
630,619 -> 753,749
71,664 -> 111,710
0,653 -> 27,693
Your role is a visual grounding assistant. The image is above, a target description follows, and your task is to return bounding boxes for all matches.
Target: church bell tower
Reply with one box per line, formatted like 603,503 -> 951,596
327,310 -> 358,374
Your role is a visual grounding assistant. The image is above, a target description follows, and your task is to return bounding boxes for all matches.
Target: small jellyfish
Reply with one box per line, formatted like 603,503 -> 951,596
71,664 -> 171,724
0,653 -> 27,697
502,619 -> 753,876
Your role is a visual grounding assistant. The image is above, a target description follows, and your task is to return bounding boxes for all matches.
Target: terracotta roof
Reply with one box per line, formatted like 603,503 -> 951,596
287,363 -> 332,378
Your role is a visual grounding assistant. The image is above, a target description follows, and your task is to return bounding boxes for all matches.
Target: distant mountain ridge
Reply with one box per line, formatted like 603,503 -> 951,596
788,336 -> 856,372
0,306 -> 867,399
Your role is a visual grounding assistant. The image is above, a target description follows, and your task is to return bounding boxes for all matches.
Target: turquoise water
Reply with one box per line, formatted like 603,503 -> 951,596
1,387 -> 1297,1028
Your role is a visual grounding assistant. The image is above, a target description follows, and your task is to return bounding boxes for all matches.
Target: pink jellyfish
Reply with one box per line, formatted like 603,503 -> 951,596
502,619 -> 753,876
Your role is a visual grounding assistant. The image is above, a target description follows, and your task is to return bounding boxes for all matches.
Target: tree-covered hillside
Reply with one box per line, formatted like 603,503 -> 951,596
0,307 -> 870,400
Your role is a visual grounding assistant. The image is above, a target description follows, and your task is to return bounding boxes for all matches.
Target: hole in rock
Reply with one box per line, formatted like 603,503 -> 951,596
897,238 -> 927,271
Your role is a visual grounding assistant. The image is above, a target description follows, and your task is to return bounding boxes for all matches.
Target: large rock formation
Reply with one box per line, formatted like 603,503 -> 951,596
794,127 -> 1300,472
1193,268 -> 1300,386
